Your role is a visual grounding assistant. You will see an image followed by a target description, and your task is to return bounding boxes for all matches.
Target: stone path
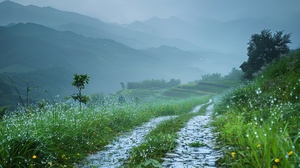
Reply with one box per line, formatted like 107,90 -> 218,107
77,116 -> 177,168
77,100 -> 220,168
162,103 -> 222,168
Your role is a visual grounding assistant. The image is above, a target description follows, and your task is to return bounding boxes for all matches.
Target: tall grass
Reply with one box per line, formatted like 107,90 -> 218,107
0,95 -> 208,167
212,51 -> 300,167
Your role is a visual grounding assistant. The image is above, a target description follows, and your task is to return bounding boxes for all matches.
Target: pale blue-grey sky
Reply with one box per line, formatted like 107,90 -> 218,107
2,0 -> 300,23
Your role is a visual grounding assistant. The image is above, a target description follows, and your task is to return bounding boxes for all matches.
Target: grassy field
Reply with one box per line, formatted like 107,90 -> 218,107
212,50 -> 300,167
0,66 -> 235,167
115,79 -> 232,100
0,93 -> 213,167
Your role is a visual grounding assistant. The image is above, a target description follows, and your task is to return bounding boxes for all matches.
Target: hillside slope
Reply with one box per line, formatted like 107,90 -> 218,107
213,50 -> 300,167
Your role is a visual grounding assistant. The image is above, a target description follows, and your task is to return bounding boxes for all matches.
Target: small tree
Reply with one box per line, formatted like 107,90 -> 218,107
240,29 -> 291,79
71,73 -> 90,110
120,82 -> 125,90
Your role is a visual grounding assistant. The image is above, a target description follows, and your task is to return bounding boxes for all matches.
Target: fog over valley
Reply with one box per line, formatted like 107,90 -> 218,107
0,0 -> 299,96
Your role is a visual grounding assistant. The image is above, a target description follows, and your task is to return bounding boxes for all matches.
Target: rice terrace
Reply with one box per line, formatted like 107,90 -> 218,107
0,0 -> 300,168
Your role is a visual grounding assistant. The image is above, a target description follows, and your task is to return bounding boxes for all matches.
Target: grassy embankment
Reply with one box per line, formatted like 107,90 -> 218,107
0,78 -> 231,167
116,79 -> 233,99
212,50 -> 300,167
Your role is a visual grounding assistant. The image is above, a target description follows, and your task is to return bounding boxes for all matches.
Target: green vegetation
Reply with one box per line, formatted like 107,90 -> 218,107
240,29 -> 291,80
117,70 -> 241,101
116,81 -> 228,100
71,74 -> 90,111
188,141 -> 207,147
0,94 -> 210,167
0,58 -> 241,168
213,50 -> 300,167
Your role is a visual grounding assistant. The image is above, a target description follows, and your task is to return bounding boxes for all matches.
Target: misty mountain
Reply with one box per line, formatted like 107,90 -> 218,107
0,0 -> 101,27
125,15 -> 300,54
0,23 -> 209,100
0,0 -> 199,50
127,16 -> 195,40
1,0 -> 298,104
0,0 -> 257,71
1,1 -> 298,64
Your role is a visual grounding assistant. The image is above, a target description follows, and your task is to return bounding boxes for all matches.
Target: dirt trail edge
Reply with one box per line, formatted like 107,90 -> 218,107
162,103 -> 222,168
77,116 -> 177,168
77,100 -> 213,168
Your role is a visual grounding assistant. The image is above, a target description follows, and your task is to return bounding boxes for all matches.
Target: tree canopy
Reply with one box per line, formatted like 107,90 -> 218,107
240,29 -> 291,79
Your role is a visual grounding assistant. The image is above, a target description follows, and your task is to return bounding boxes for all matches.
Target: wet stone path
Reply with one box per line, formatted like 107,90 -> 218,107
77,116 -> 177,168
78,100 -> 221,168
162,103 -> 222,168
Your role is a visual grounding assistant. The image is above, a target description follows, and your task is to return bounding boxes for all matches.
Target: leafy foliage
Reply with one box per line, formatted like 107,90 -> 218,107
240,29 -> 291,79
71,74 -> 90,110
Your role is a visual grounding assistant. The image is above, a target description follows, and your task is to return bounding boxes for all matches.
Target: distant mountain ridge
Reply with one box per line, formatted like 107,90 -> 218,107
124,15 -> 300,53
0,0 -> 199,50
0,0 -> 102,26
1,0 -> 299,52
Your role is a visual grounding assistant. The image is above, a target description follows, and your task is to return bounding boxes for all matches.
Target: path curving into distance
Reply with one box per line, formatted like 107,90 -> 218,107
162,103 -> 222,168
77,99 -> 218,168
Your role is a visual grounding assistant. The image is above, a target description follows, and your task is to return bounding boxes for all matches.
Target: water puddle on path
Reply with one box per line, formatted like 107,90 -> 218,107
162,103 -> 222,168
77,116 -> 176,168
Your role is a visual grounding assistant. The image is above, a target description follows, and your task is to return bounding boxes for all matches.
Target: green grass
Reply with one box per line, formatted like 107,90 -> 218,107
162,87 -> 210,98
212,51 -> 300,168
188,141 -> 207,147
0,95 -> 209,167
116,80 -> 232,101
115,88 -> 166,99
0,58 -> 237,167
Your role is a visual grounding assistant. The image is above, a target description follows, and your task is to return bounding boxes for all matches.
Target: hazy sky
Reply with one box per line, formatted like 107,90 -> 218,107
3,0 -> 300,23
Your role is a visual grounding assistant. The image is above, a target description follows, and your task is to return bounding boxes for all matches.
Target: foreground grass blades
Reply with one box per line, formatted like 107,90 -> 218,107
212,51 -> 300,168
0,96 -> 209,167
